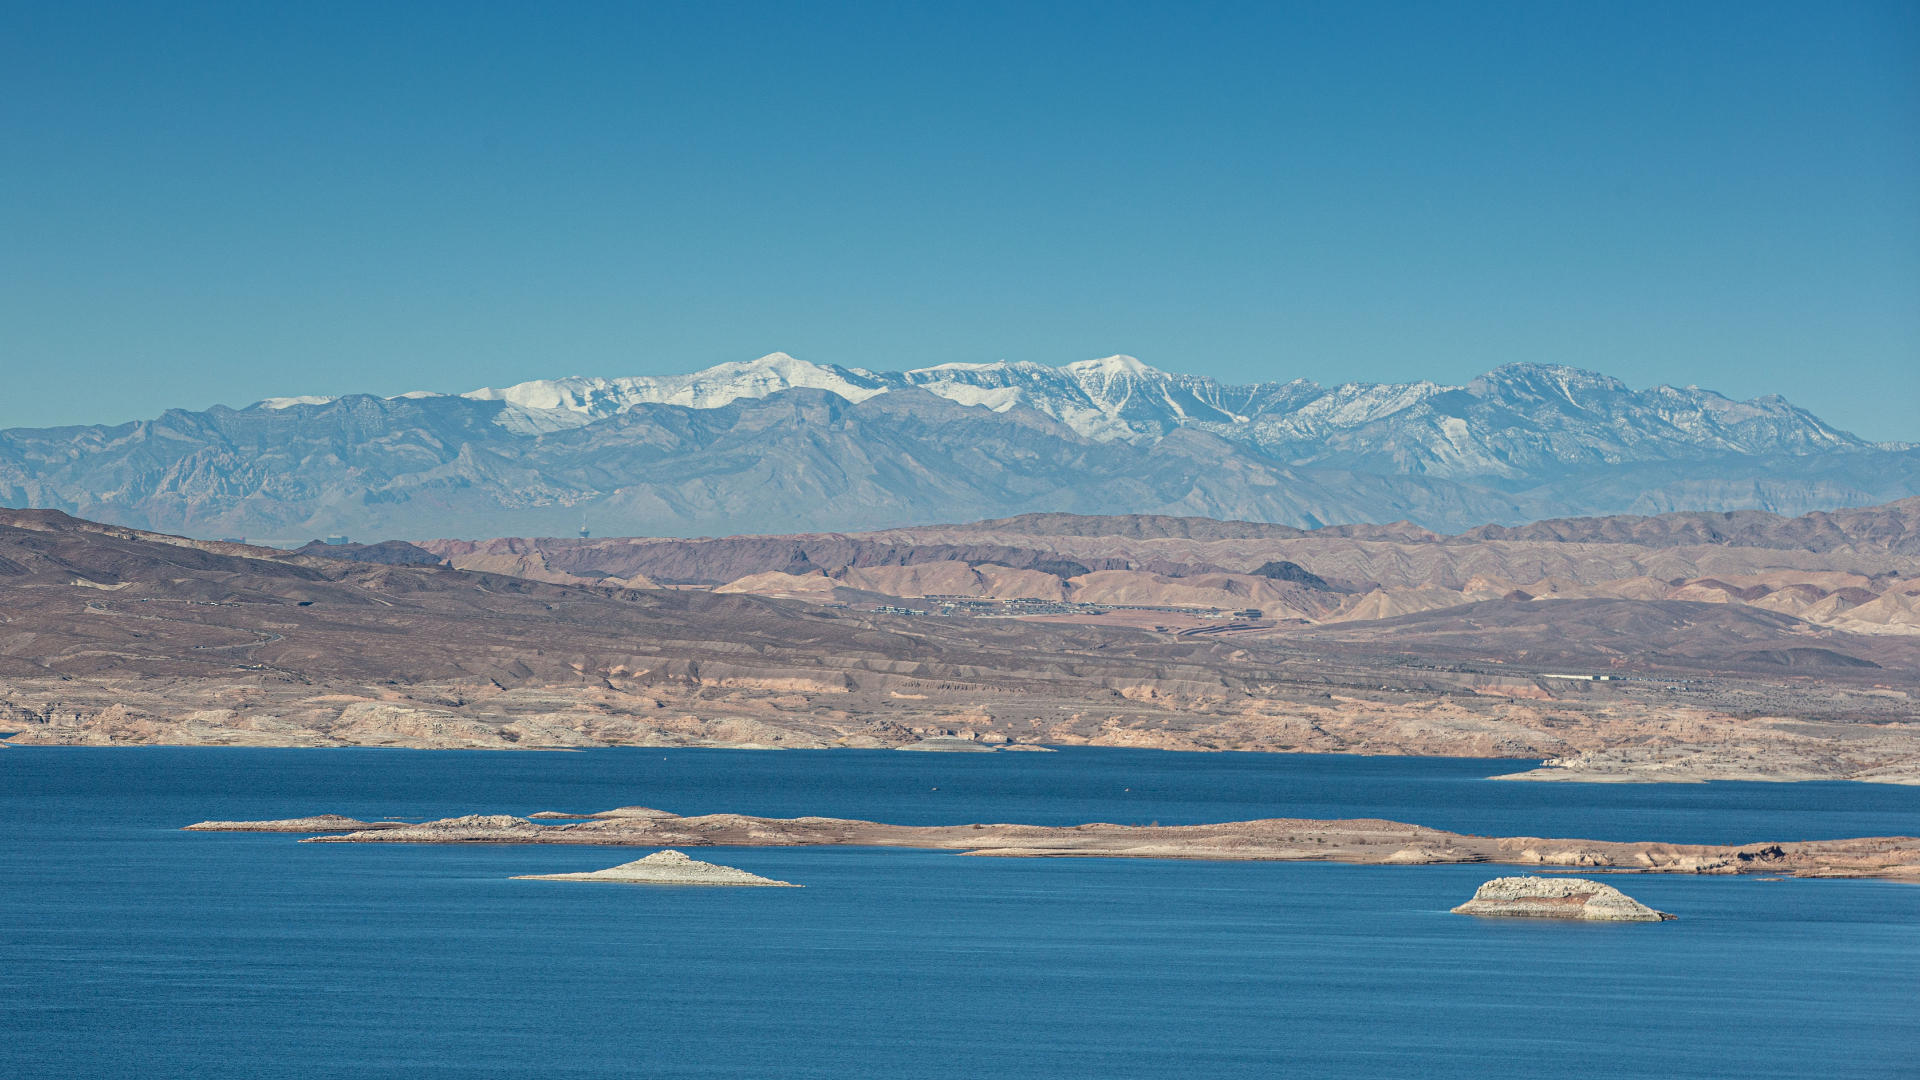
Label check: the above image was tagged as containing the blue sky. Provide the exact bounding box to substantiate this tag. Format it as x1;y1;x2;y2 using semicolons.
2;1;1915;438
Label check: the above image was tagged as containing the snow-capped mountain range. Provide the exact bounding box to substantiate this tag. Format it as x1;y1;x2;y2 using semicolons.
2;352;1912;542
261;351;1891;480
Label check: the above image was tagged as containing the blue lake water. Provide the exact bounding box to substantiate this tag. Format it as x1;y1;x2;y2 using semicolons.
5;746;1917;1078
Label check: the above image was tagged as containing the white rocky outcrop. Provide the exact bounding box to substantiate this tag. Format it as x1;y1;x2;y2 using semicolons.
512;849;800;887
1451;876;1673;921
461;353;890;416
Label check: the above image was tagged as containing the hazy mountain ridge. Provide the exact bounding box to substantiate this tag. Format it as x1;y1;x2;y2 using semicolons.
1;353;1914;540
435;353;1890;475
1207;365;1876;482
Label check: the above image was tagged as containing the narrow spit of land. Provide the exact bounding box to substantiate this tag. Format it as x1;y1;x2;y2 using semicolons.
183;806;1920;880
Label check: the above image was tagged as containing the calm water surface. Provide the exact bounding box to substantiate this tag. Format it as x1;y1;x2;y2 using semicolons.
5;747;1917;1078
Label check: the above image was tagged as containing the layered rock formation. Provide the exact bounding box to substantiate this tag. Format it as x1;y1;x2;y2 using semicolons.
1451;876;1673;921
512;849;799;887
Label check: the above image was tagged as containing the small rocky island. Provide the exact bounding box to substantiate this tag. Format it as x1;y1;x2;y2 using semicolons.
512;849;800;887
1452;876;1674;921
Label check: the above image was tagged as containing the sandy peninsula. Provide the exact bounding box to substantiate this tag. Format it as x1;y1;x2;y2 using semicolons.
183;806;1920;880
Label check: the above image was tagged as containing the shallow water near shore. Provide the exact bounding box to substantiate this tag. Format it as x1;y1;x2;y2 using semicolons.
5;746;1917;1078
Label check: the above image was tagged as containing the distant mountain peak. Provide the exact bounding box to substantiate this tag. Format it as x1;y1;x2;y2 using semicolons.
451;352;890;429
256;394;339;410
1063;354;1162;378
1467;363;1630;400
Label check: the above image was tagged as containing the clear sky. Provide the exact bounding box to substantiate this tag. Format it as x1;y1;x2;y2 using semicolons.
2;1;1915;439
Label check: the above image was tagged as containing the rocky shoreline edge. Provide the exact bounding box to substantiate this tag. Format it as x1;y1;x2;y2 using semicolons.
183;806;1920;880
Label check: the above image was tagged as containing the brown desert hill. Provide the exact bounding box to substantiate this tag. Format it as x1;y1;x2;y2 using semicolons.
415;499;1920;594
950;498;1920;553
1448;497;1920;553
0;508;1238;690
293;540;447;566
0;507;1528;745
5;506;1919;783
0;509;344;595
1276;597;1916;674
428;499;1920;643
422;533;1247;588
943;512;1324;542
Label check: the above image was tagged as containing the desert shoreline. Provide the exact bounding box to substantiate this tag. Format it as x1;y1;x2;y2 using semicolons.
9;676;1917;786
11;729;1920;786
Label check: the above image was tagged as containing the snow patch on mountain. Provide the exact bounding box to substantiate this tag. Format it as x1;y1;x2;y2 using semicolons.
461;352;891;419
